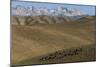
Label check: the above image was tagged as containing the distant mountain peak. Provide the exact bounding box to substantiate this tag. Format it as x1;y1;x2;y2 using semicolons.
12;5;85;16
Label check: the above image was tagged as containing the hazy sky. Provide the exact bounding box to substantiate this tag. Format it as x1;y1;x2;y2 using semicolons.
12;1;96;15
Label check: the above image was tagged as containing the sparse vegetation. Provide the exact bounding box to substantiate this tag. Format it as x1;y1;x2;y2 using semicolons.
11;16;96;66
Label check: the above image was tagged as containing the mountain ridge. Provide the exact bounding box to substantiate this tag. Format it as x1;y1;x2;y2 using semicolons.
12;5;84;16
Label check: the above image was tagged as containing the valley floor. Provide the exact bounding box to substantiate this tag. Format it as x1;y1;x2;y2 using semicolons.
11;23;96;66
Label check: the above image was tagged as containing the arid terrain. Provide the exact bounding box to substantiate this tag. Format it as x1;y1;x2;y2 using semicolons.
11;16;96;66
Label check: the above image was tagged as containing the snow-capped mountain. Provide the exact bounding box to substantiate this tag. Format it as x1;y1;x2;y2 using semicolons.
12;5;84;17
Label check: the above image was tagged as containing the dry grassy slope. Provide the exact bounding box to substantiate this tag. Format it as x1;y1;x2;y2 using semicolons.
11;16;96;66
75;16;96;24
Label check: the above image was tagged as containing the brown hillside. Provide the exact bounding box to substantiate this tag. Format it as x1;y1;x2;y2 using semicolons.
11;19;96;66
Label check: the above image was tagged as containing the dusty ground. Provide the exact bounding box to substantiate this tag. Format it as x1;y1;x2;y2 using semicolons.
11;16;96;66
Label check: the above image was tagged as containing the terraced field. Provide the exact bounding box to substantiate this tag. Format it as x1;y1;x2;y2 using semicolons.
11;16;96;66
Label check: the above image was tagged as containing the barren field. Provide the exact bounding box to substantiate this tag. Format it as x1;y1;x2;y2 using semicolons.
11;16;96;66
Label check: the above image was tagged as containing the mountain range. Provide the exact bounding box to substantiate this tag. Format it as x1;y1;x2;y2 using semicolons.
12;5;84;17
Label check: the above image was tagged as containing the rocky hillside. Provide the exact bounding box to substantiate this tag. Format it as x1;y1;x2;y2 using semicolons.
11;15;96;25
11;15;74;25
